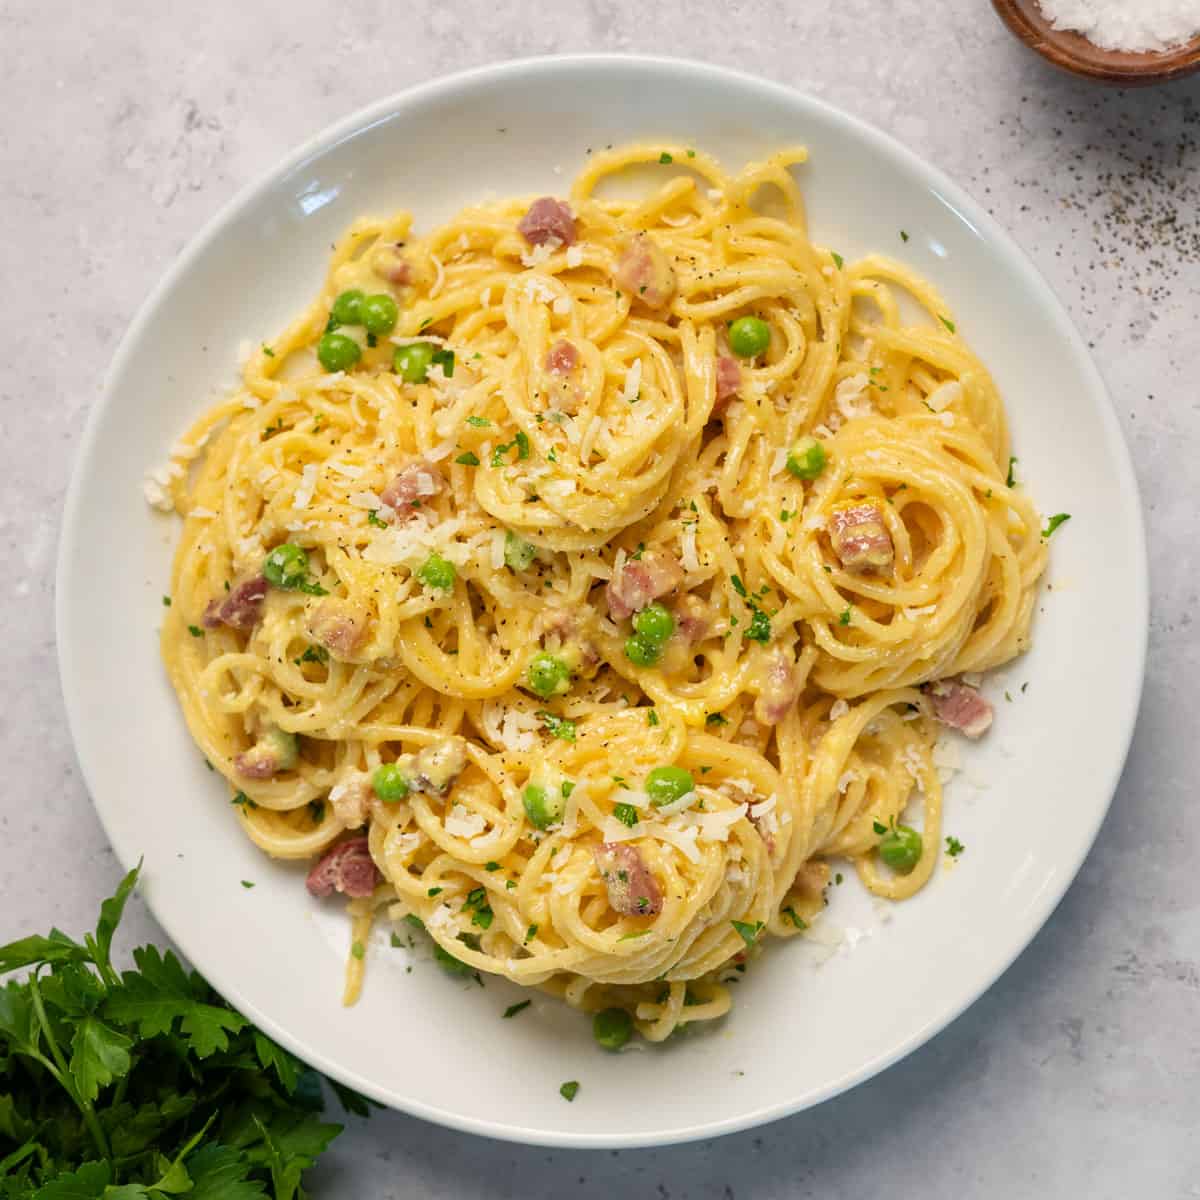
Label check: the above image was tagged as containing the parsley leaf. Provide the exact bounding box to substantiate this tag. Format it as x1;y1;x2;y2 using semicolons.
537;710;577;742
612;803;640;828
503;1000;531;1019
745;609;771;643
559;1080;580;1101
1042;513;1071;539
455;451;481;466
832;251;844;269
466;415;490;427
731;920;764;948
939;315;956;333
1006;456;1018;488
945;836;965;858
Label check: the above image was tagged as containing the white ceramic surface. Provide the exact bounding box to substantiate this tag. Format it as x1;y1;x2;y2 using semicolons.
56;55;1147;1149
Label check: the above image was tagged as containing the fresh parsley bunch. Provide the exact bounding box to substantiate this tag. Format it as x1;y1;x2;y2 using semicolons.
0;863;361;1198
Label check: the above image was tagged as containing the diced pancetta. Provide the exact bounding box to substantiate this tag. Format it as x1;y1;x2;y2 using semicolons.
614;233;676;309
594;842;662;916
754;649;801;725
828;502;894;573
673;594;715;644
305;836;381;898
715;355;741;407
545;339;578;375
379;461;444;520
370;243;411;285
606;549;683;621
202;575;269;632
925;679;994;739
306;598;369;659
517;197;577;247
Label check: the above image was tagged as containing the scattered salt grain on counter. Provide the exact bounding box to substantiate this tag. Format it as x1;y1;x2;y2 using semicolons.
1037;0;1200;52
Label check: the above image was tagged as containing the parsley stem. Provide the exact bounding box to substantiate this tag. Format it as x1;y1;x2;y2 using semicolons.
27;976;112;1163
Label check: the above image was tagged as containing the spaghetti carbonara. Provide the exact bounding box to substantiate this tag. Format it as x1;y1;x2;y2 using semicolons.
156;144;1050;1044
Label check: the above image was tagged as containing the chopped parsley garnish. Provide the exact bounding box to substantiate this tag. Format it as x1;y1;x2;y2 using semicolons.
561;780;575;798
939;315;956;334
241;880;255;889
308;799;324;823
455;451;480;466
1006;456;1018;488
404;913;425;931
231;791;256;808
296;644;329;665
1042;513;1071;539
731;919;764;948
781;906;807;930
613;802;640;828
525;923;538;943
431;348;456;377
780;509;793;522
485;861;501;872
745;609;771;643
187;625;204;637
731;574;748;597
350;940;365;959
838;606;853;627
427;887;444;896
706;712;729;726
832;251;844;269
659;152;673;164
559;1080;580;1102
390;932;404;948
491;431;532;467
946;836;965;858
835;873;844;885
162;595;171;606
873;820;888;835
366;508;388;528
647;709;660;727
538;710;577;742
466;415;491;427
900;230;910;242
262;344;275;357
503;1000;532;1018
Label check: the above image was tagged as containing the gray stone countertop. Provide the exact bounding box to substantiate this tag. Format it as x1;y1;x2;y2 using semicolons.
2;1;1197;1195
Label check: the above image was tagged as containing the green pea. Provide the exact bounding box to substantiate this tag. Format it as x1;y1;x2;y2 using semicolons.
523;783;565;830
373;763;410;802
265;727;298;770
879;824;923;873
593;1007;633;1051
786;436;827;481
504;530;536;572
527;652;570;699
263;543;310;589
393;341;436;383
362;293;399;336
624;634;662;668
317;331;362;373
632;602;674;645
417;552;456;592
645;765;694;807
330;289;365;325
728;315;771;358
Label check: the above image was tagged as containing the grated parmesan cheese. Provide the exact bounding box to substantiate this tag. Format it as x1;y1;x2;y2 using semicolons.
621;359;642;404
925;380;963;413
445;804;486;839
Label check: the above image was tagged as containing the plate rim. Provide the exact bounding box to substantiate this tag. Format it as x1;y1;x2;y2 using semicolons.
55;52;1149;1149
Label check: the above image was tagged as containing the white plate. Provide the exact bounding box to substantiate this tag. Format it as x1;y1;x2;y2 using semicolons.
57;55;1147;1148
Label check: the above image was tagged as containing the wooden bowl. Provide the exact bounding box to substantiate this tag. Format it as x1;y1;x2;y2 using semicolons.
992;0;1200;85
